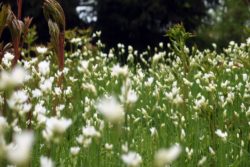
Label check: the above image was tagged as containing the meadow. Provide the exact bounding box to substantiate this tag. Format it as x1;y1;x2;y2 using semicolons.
1;1;250;166
0;25;250;167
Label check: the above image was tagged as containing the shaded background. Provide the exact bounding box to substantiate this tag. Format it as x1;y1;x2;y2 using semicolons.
2;0;250;51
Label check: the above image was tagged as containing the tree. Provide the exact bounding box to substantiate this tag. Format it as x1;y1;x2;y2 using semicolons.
197;0;250;49
94;0;219;50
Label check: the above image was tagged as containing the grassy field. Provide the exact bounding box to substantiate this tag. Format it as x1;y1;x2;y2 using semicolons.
0;30;250;167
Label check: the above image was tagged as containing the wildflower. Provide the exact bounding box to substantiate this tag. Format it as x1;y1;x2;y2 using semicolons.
127;90;138;104
194;95;208;110
180;129;186;141
122;142;129;152
209;147;215;155
40;77;54;93
43;117;72;142
82;125;100;138
70;147;80;156
7;90;31;114
215;129;228;141
2;52;14;67
54;87;62;95
154;144;182;167
145;77;154;86
82;83;97;95
0;66;28;89
105;143;113;150
70;37;82;44
111;65;128;77
36;46;48;54
243;73;248;82
34;103;47;116
64;86;72;96
78;60;89;72
6;131;34;166
165;83;184;105
45;117;72;135
185;147;193;159
32;89;43;98
121;151;142;167
247;37;250;45
40;156;54;167
152;52;165;64
150;127;158;137
38;61;50;76
96;96;125;124
198;156;207;166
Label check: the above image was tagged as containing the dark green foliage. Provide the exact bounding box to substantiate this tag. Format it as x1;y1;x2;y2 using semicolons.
95;0;219;50
197;0;250;50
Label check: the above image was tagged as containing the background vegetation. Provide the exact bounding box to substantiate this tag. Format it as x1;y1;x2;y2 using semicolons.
1;0;249;52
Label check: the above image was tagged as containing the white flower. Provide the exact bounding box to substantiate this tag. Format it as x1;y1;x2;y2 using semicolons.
243;73;248;82
82;83;96;94
145;77;154;86
198;156;207;166
82;125;100;138
152;52;164;64
9;90;28;105
12;66;29;84
2;52;14;67
46;117;72;134
194;95;208;110
36;46;48;54
40;78;53;93
154;144;182;167
54;87;62;95
70;37;82;44
105;143;113;150
246;37;250;45
215;129;228;141
32;89;43;98
38;61;50;76
209;147;215;155
111;65;128;77
122;143;129;152
37;114;47;125
0;66;28;89
64;86;72;96
40;156;54;167
96;96;125;123
7;90;31;114
3;52;14;61
78;60;89;72
34;103;47;115
6;131;34;166
121;151;142;167
150;127;158;137
70;147;80;156
127;90;138;104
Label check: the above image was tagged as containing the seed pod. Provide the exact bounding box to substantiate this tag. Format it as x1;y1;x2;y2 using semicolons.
43;0;65;31
7;13;24;39
48;19;60;54
0;4;10;37
7;13;24;66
